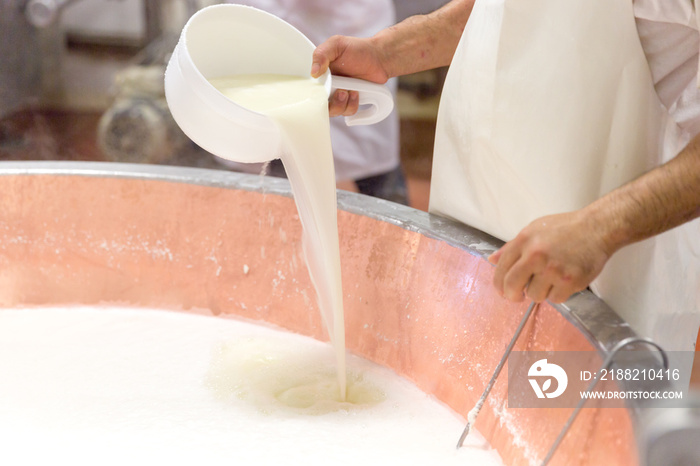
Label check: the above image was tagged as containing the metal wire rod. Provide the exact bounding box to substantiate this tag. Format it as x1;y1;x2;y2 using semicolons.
456;301;539;448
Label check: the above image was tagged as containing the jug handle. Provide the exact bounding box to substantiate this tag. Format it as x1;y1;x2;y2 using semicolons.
330;76;394;127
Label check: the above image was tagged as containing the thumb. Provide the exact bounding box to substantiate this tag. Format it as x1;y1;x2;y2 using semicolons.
311;51;328;78
488;249;502;265
311;36;344;78
311;46;333;78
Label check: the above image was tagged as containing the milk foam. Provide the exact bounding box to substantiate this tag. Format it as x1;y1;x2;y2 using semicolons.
0;307;504;465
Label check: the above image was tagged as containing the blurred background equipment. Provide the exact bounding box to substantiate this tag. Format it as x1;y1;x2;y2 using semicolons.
96;1;198;163
1;0;46;120
97;66;188;164
639;395;700;466
0;0;450;210
25;0;83;28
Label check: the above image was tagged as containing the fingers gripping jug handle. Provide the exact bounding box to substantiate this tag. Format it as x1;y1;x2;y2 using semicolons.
330;76;394;126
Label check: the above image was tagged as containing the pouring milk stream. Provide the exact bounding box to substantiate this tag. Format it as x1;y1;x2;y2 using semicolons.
165;5;394;400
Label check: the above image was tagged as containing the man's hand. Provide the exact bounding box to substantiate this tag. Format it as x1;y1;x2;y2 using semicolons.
311;0;474;117
311;35;389;117
488;211;612;303
489;130;700;304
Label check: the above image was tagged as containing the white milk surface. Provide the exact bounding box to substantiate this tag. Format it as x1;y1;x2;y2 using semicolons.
0;307;504;465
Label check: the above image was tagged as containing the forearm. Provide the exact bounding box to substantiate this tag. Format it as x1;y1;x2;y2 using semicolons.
586;135;700;255
489;142;699;303
372;0;474;78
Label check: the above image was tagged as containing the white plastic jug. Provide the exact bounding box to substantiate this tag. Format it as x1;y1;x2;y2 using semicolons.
164;4;394;164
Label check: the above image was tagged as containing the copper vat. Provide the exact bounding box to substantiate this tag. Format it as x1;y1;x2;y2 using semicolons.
0;161;655;465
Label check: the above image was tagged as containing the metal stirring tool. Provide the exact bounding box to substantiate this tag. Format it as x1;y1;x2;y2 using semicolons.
456;300;538;448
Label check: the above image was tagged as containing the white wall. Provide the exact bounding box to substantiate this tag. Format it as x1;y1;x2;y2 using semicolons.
61;0;146;44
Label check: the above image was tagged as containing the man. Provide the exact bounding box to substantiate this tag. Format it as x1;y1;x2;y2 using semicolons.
311;0;700;356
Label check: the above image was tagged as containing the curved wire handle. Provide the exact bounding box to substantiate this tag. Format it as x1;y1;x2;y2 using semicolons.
540;336;668;465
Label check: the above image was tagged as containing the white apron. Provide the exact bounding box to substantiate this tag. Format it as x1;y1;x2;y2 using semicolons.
430;0;700;362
